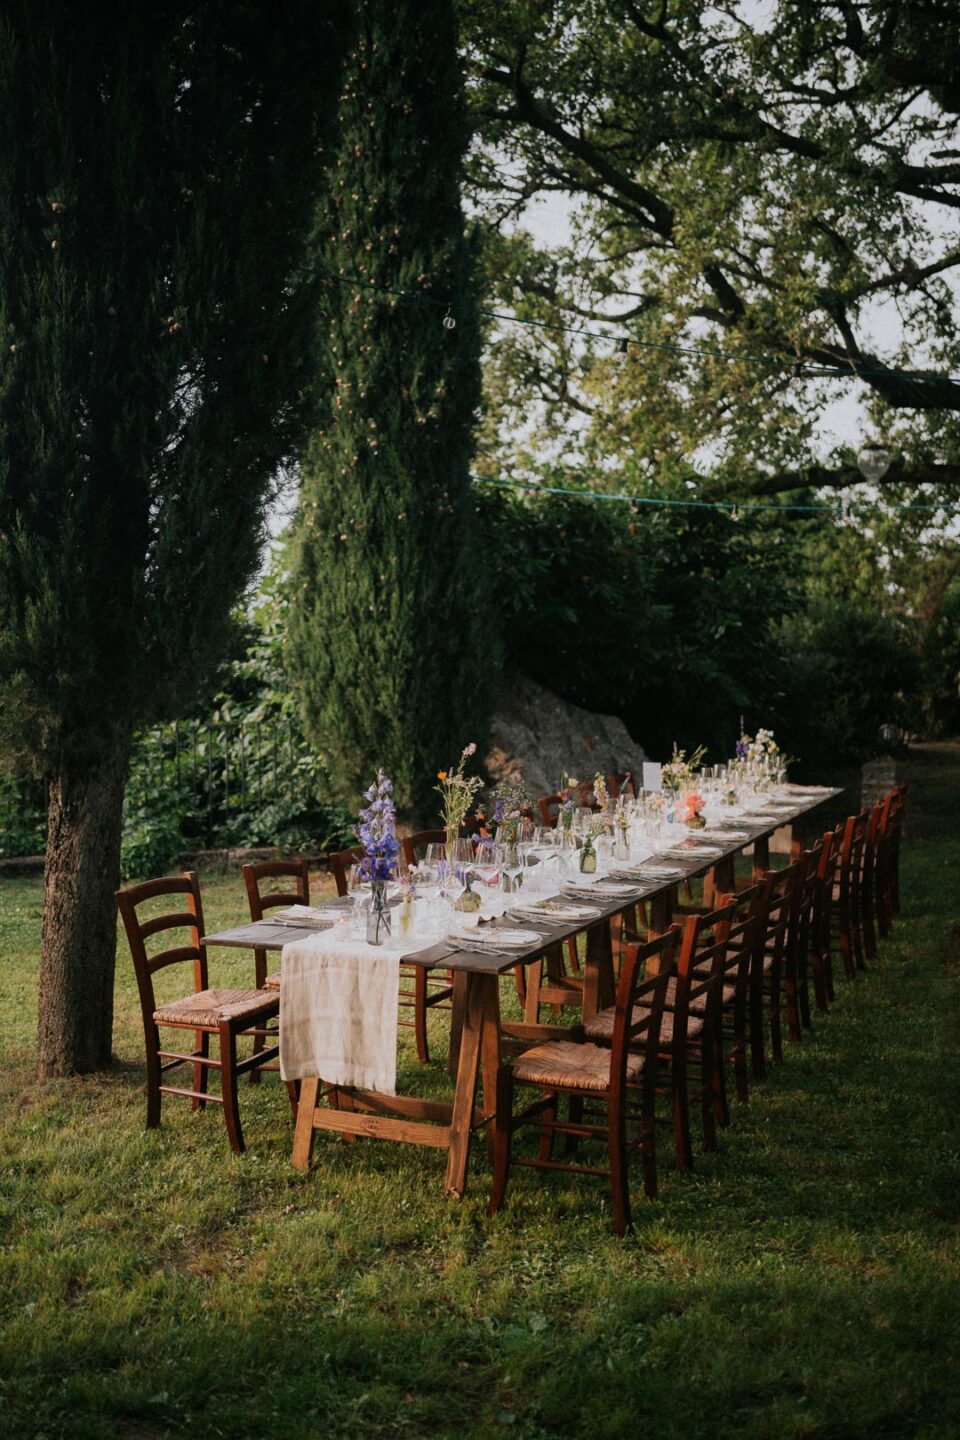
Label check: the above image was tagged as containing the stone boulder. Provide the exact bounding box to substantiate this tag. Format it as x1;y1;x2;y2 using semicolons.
485;670;646;801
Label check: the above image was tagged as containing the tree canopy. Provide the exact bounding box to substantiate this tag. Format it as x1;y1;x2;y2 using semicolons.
0;0;349;1073
462;0;960;501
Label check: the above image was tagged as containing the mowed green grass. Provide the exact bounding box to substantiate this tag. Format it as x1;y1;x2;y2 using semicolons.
1;749;958;1440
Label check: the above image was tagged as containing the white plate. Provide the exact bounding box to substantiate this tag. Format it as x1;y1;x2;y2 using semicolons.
447;928;543;949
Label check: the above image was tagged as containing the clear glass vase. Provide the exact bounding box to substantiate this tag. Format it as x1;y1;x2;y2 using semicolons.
366;879;391;946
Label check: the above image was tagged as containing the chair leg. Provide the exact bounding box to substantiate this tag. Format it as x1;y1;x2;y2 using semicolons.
670;1050;694;1173
145;1024;162;1130
193;1028;209;1110
608;1091;631;1236
640;1073;658;1200
487;1069;513;1217
564;1094;584;1156
713;1033;730;1128
414;969;431;1065
749;973;767;1081
285;1080;300;1119
537;1092;557;1162
218;1019;245;1155
768;974;784;1065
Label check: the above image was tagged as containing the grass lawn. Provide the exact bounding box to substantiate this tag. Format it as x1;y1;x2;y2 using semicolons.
1;745;958;1439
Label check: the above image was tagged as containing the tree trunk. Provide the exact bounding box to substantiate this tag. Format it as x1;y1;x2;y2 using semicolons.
37;733;132;1076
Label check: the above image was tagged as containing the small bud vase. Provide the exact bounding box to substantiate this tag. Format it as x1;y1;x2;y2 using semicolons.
579;836;597;874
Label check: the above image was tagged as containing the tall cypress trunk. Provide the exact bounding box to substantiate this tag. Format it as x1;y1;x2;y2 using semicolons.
37;732;131;1076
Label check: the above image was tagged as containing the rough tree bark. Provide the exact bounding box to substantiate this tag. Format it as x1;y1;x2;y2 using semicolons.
37;732;131;1076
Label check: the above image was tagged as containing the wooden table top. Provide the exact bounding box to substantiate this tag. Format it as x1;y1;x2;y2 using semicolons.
201;786;843;975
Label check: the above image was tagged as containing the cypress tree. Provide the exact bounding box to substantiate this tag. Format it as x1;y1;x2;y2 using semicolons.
288;0;490;823
0;1;350;1075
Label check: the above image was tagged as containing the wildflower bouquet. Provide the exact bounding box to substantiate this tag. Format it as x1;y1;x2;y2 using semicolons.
661;744;707;793
556;772;579;831
486;772;532;845
436;742;484;852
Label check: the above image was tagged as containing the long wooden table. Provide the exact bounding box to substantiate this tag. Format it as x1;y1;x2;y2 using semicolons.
201;785;842;1198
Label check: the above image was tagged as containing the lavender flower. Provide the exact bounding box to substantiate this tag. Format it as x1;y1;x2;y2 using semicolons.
735;738;749;761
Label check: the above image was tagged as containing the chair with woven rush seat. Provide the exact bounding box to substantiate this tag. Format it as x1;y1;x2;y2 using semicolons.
242;855;310;993
832;810;869;980
748;860;798;1078
116;871;280;1154
584;903;734;1172
488;928;679;1236
242;858;310;1105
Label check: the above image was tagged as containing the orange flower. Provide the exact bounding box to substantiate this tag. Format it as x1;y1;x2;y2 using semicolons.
437;770;447;781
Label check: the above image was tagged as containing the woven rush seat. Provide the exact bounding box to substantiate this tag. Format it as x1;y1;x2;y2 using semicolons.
153;987;277;1029
512;1039;646;1091
583;1004;705;1045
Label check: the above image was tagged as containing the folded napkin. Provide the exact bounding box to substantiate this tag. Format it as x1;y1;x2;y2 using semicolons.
510;902;602;923
563;880;643;897
447;927;544;949
272;903;346;927
698;829;750;843
664;840;725;852
279;930;400;1093
629;864;685;878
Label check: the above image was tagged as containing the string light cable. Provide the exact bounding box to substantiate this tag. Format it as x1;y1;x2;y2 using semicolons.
318;267;960;389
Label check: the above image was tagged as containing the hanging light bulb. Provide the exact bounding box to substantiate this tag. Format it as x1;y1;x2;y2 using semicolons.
856;442;891;482
442;305;456;331
614;337;629;365
787;361;803;388
730;503;741;522
840;491;852;524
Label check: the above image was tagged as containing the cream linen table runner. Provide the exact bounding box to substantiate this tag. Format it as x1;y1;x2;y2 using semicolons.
279;930;401;1094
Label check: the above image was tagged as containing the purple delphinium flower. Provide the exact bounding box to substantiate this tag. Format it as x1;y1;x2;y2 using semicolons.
735;738;749;761
356;769;400;883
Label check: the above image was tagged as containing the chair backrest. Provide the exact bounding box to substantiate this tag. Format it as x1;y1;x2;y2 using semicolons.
327;845;364;898
674;901;736;1047
757;857;802;976
607;772;636;800
837;809;868;907
242;858;310;921
609;928;680;1096
794;838;824;963
116;871;207;1025
538;794;561;827
401;828;448;870
715;879;765;1005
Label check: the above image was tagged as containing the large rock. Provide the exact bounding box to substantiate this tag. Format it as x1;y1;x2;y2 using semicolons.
485;670;646;800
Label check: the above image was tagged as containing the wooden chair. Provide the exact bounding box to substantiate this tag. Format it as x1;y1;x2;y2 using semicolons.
785;839;824;1039
712;880;766;1109
242;858;310;1089
584;903;734;1173
876;784;907;934
242;857;309;993
832;811;869;980
116;871;281;1154
814;829;839;1007
860;803;883;963
329;842;453;1065
488;929;679;1236
327;844;364;897
748;862;797;1079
